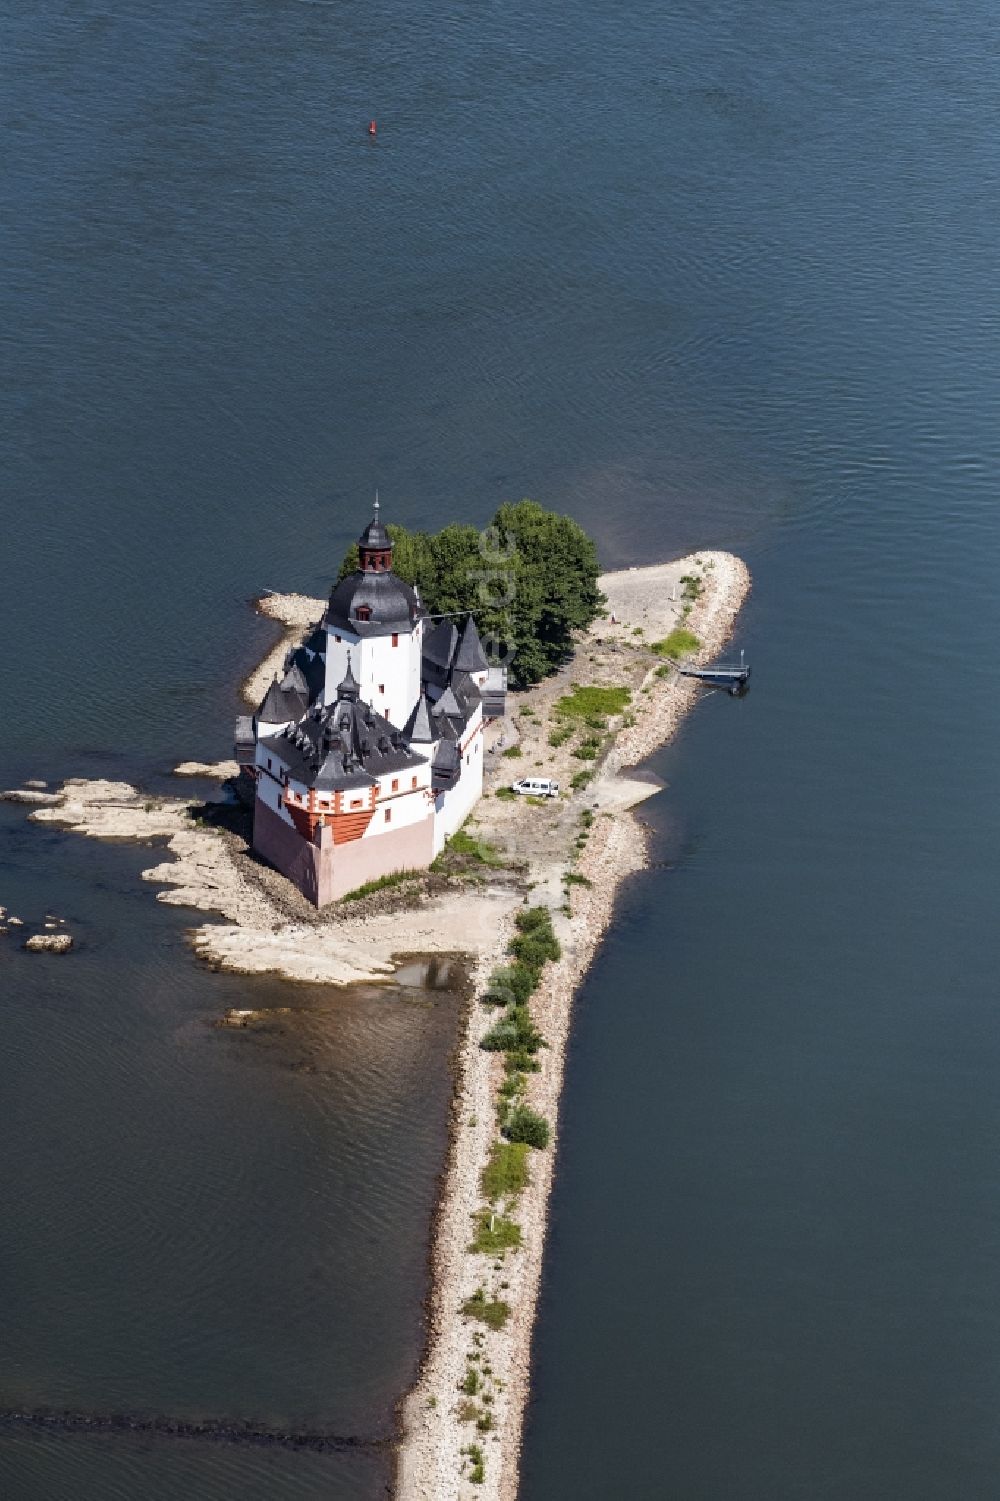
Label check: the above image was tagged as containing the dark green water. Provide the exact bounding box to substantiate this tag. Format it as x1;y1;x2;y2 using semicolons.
4;0;1000;1495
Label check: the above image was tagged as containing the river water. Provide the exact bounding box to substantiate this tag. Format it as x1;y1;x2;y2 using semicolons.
4;0;999;1496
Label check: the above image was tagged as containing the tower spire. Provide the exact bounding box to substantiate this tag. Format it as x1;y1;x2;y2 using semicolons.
358;495;392;572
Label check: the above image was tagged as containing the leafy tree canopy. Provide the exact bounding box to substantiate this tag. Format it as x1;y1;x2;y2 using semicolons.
337;500;604;686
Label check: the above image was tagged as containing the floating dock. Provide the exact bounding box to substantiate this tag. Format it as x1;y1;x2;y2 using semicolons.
677;649;750;696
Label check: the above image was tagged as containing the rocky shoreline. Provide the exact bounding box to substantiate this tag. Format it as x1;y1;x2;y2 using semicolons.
396;551;751;1501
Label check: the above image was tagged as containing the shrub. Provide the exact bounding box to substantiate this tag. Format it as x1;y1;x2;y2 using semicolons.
680;572;703;601
477;1411;494;1432
548;724;573;748
458;1399;479;1423
481;1139;530;1200
503;1048;541;1073
465;1442;485;1484
480;1005;545;1055
564;871;592;888
502;1105;551;1149
501;744;522;759
572;737;601;761
469;1210;522;1254
462;1287;511;1330
483;963;536;1007
570;770;593;790
494;785;515;800
514;905;554;936
652;627;700;661
509;932;560;972
460;1367;482;1396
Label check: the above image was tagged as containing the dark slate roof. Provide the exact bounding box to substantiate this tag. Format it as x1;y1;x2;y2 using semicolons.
303;625;326;656
403;692;436;744
454;615;490;674
258;669;310;725
422;618;458;670
326;569;421;637
234;715;255;746
287;645;325;704
432;739;461;775
359;500;390;551
262;687;426;792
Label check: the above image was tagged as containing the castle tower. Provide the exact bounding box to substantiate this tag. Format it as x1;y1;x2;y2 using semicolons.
323;500;423;730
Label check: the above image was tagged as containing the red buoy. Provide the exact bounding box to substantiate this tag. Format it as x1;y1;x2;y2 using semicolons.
367;119;377;136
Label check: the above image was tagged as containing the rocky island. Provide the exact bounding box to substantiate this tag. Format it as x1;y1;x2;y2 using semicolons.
4;505;749;1500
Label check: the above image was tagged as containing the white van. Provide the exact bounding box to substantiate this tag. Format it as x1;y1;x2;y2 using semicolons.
510;777;560;799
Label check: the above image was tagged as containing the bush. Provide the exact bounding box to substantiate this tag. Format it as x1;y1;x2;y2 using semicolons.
548;724;573;748
502;1105;551;1149
570;770;593;790
481;1140;530;1201
572;737;601;761
483;963;536;1007
501;745;522;759
652;627;700;661
462;1287;511;1330
494;785;515;800
509;930;560;971
480;1005;545;1055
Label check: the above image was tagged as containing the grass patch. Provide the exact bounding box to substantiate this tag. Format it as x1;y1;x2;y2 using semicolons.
481;1140;530;1201
460;1367;482;1397
548;724;573;748
554;684;631;722
458;1399;479;1423
501;744;522;759
470;1210;522;1255
502;1104;551;1149
564;871;593;888
436;829;504;867
341;869;423;902
494;785;515;800
652;626;700;661
680;572;703;601
462;1287;511;1330
570;769;593;790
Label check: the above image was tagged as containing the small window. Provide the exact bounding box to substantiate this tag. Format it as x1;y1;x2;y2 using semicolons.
378;683;385;694
411;775;417;790
392;633;399;647
351;798;362;809
384;808;391;824
355;605;371;622
335;633;341;643
267;758;272;771
391;778;399;792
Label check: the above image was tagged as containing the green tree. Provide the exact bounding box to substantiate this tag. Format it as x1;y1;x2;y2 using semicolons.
336;501;604;687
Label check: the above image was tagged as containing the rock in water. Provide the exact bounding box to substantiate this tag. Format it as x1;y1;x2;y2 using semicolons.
24;933;73;954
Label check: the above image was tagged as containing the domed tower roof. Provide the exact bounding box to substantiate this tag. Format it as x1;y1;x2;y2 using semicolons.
326;499;422;637
358;495;390;554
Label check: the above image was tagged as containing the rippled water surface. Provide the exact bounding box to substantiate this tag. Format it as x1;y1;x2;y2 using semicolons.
4;0;1000;1495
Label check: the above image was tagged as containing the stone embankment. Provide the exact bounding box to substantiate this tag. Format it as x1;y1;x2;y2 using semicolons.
396;551;751;1501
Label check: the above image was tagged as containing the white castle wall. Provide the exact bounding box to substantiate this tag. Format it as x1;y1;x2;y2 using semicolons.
432;712;485;854
324;618;422;732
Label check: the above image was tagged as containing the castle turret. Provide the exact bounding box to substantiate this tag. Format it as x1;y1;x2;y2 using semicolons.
323;500;424;729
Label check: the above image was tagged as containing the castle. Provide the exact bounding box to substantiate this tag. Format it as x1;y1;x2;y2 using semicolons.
235;503;505;906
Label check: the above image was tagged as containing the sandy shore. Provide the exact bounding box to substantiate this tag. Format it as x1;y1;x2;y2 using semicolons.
6;549;750;1498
